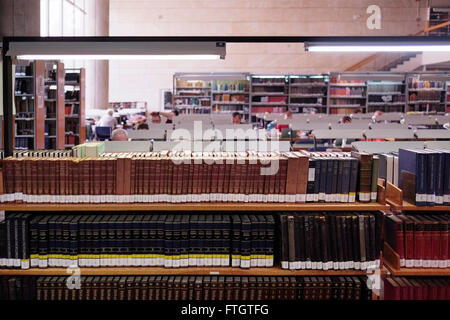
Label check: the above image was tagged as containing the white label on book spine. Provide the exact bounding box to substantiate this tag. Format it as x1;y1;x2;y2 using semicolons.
444;195;450;204
279;194;285;202
435;196;443;205
313;194;319;202
311;261;317;269
306;261;312;269
349;194;356;203
317;262;323;270
371;192;377;201
240;260;250;269
306;194;314;202
273;194;279;202
21;260;30;270
338;262;344;269
416;194;427;202
289;262;295;270
296;194;306;202
361;262;367;270
427;194;435;203
354;262;360;270
333;262;338;270
319;193;325;201
439;260;447;268
308;168;315;181
266;259;273;268
281;261;288;269
431;260;439;268
267;194;274;202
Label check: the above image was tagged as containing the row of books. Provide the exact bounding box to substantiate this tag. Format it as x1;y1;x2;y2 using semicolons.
409;92;442;102
385;213;449;268
408;79;444;89
0;276;372;301
329;88;364;96
0;150;72;160
279;212;382;271
0;213;275;269
398;148;450;206
0;151;378;204
384;277;450;300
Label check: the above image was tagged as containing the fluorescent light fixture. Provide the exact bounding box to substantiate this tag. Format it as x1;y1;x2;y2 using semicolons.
252;75;286;79
8;40;226;60
16;54;221;60
306;44;450;52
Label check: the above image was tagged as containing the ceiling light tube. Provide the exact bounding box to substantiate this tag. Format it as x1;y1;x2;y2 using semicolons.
306;44;450;52
16;54;222;60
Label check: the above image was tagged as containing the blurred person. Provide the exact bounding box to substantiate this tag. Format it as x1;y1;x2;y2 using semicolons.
160;109;179;124
339;115;352;124
97;109;118;129
111;128;128;141
151;112;162;124
232;112;242;124
284;110;293;120
136;122;149;130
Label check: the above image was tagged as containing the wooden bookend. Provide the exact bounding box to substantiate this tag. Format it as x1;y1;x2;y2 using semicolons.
400;171;416;205
385;182;402;211
377;183;386;205
377;178;385;188
383;242;400;270
0;169;4;194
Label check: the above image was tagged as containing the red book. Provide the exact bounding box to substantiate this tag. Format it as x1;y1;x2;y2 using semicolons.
386;215;405;266
408;279;423;300
412;217;425;267
430;219;441;267
399;215;415;267
394;278;410;300
429;280;438;300
421;217;433;267
384;278;401;300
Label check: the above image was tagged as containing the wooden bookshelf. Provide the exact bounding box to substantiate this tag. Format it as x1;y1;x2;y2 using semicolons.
0;267;384;276
64;68;86;149
383;242;450;276
384;181;450;212
0;202;390;212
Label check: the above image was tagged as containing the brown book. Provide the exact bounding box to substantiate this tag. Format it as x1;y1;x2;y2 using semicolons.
217;276;225;300
24;158;32;196
123;155;132;196
104;276;113;301
118;276;126;300
217;154;225;195
112;276;120;301
293;152;309;202
160;276;168;300
194;276;203;300
239;155;247;196
255;277;263;300
241;276;249;300
223;154;232;196
59;158;66;198
203;276;211;300
351;151;373;202
263;276;270;300
225;276;233;300
232;276;241;300
288;277;296;300
173;276;181;300
115;156;125;195
148;276;156;300
180;276;188;300
210;276;217;301
154;276;162;300
249;277;256;300
268;156;276;197
188;276;195;300
92;277;100;301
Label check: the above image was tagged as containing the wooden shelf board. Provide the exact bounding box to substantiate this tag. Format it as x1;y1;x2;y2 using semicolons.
0;202;389;212
400;200;450;211
384;260;450;276
0;267;380;276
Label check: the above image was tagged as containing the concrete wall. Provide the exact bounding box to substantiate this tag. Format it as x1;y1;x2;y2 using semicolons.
109;0;429;111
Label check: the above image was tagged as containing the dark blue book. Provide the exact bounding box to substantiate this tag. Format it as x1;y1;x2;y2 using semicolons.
313;157;321;202
180;215;190;267
173;215;181;267
398;149;427;206
188;214;198;266
349;158;359;203
231;215;241;267
197;215;206;266
164;215;174;267
240;215;251;269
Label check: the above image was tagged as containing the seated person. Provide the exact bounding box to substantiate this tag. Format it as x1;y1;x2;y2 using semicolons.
159;109;179;124
232;112;242;124
97;109;117;130
136;122;149;130
284;110;293;120
372;110;384;123
111;128;129;141
150;112;162;124
335;115;354;147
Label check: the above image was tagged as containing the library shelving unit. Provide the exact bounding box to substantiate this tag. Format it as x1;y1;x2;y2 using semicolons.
288;74;329;114
64;68;86;149
382;182;450;278
211;73;250;121
173;73;212;115
14;60;45;150
445;81;450;113
365;74;407;114
0;200;388;295
428;7;450;36
250;75;288;122
328;73;367;114
406;72;447;114
43;61;65;150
